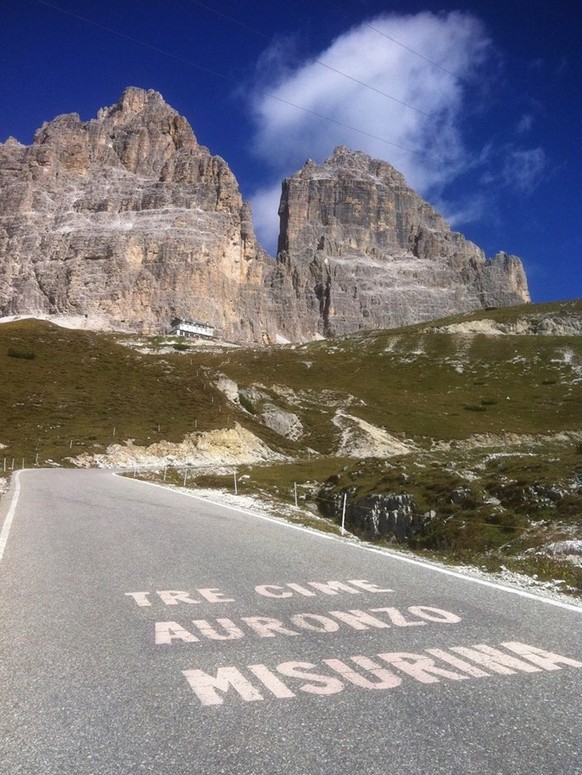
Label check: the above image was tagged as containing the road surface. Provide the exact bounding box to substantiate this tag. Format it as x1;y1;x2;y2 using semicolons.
1;469;581;774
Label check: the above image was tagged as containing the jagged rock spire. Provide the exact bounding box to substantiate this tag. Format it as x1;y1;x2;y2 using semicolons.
0;89;529;342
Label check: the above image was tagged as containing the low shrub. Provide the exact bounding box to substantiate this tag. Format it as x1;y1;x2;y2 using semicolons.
239;392;258;415
7;348;35;360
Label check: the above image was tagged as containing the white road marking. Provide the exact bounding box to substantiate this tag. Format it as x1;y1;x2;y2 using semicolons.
180;641;582;706
0;471;21;564
127;475;582;613
151;604;463;645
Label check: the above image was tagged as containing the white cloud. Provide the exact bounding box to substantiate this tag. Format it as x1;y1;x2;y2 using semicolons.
248;11;492;249
478;142;547;196
437;193;494;228
501;147;546;193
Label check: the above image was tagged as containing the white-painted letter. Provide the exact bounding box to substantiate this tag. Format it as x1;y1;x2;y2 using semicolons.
197;588;235;603
308;581;361;596
348;580;393;593
182;667;263;705
378;652;468;683
328;609;390;631
324;657;401;689
241;616;299;638
426;649;489;678
155;621;199;645
125;592;152;607
502;642;582;671
371;607;426;627
290;614;340;633
191;619;244;641
156;590;200;606
286;583;316;597
450;645;542;675
276;662;344;695
248;665;296;698
255;585;293;598
408;606;461;623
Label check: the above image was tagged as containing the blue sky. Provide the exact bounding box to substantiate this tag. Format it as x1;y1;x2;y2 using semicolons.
1;0;580;303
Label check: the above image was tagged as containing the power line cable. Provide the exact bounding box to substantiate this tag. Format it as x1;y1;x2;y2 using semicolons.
185;0;430;116
364;22;459;80
34;0;427;157
317;0;461;81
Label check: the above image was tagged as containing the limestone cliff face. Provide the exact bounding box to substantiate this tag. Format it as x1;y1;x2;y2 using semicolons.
0;90;530;342
0;87;274;340
271;147;530;339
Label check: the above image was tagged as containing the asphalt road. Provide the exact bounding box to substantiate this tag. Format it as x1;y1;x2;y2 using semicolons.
0;468;581;775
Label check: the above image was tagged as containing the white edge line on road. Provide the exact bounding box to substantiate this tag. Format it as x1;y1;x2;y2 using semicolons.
0;470;21;563
125;475;582;614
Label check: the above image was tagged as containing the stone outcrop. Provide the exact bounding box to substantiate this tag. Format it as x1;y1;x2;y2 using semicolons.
317;487;435;541
0;89;530;342
271;147;530;339
332;410;414;458
215;377;304;440
431;314;582;336
0;87;276;341
74;422;287;469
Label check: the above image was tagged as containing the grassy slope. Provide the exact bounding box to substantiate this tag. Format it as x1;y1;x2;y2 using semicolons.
202;300;582;446
0;320;290;466
1;302;580;591
2;301;580;460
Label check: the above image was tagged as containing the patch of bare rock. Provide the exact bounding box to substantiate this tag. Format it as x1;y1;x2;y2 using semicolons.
432;315;582;336
432;430;582;453
332;411;414;458
73;423;287;469
215;376;304;441
535;540;582;567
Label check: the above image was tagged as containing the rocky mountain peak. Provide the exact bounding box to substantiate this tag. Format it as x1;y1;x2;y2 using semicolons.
99;86;198;157
117;86;166;115
26;87;199;179
273;146;529;339
3;136;25;148
0;88;530;343
277;145;448;258
0;88;274;339
320;145;408;186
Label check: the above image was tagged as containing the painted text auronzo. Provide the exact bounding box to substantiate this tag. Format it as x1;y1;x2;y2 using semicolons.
124;578;582;707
